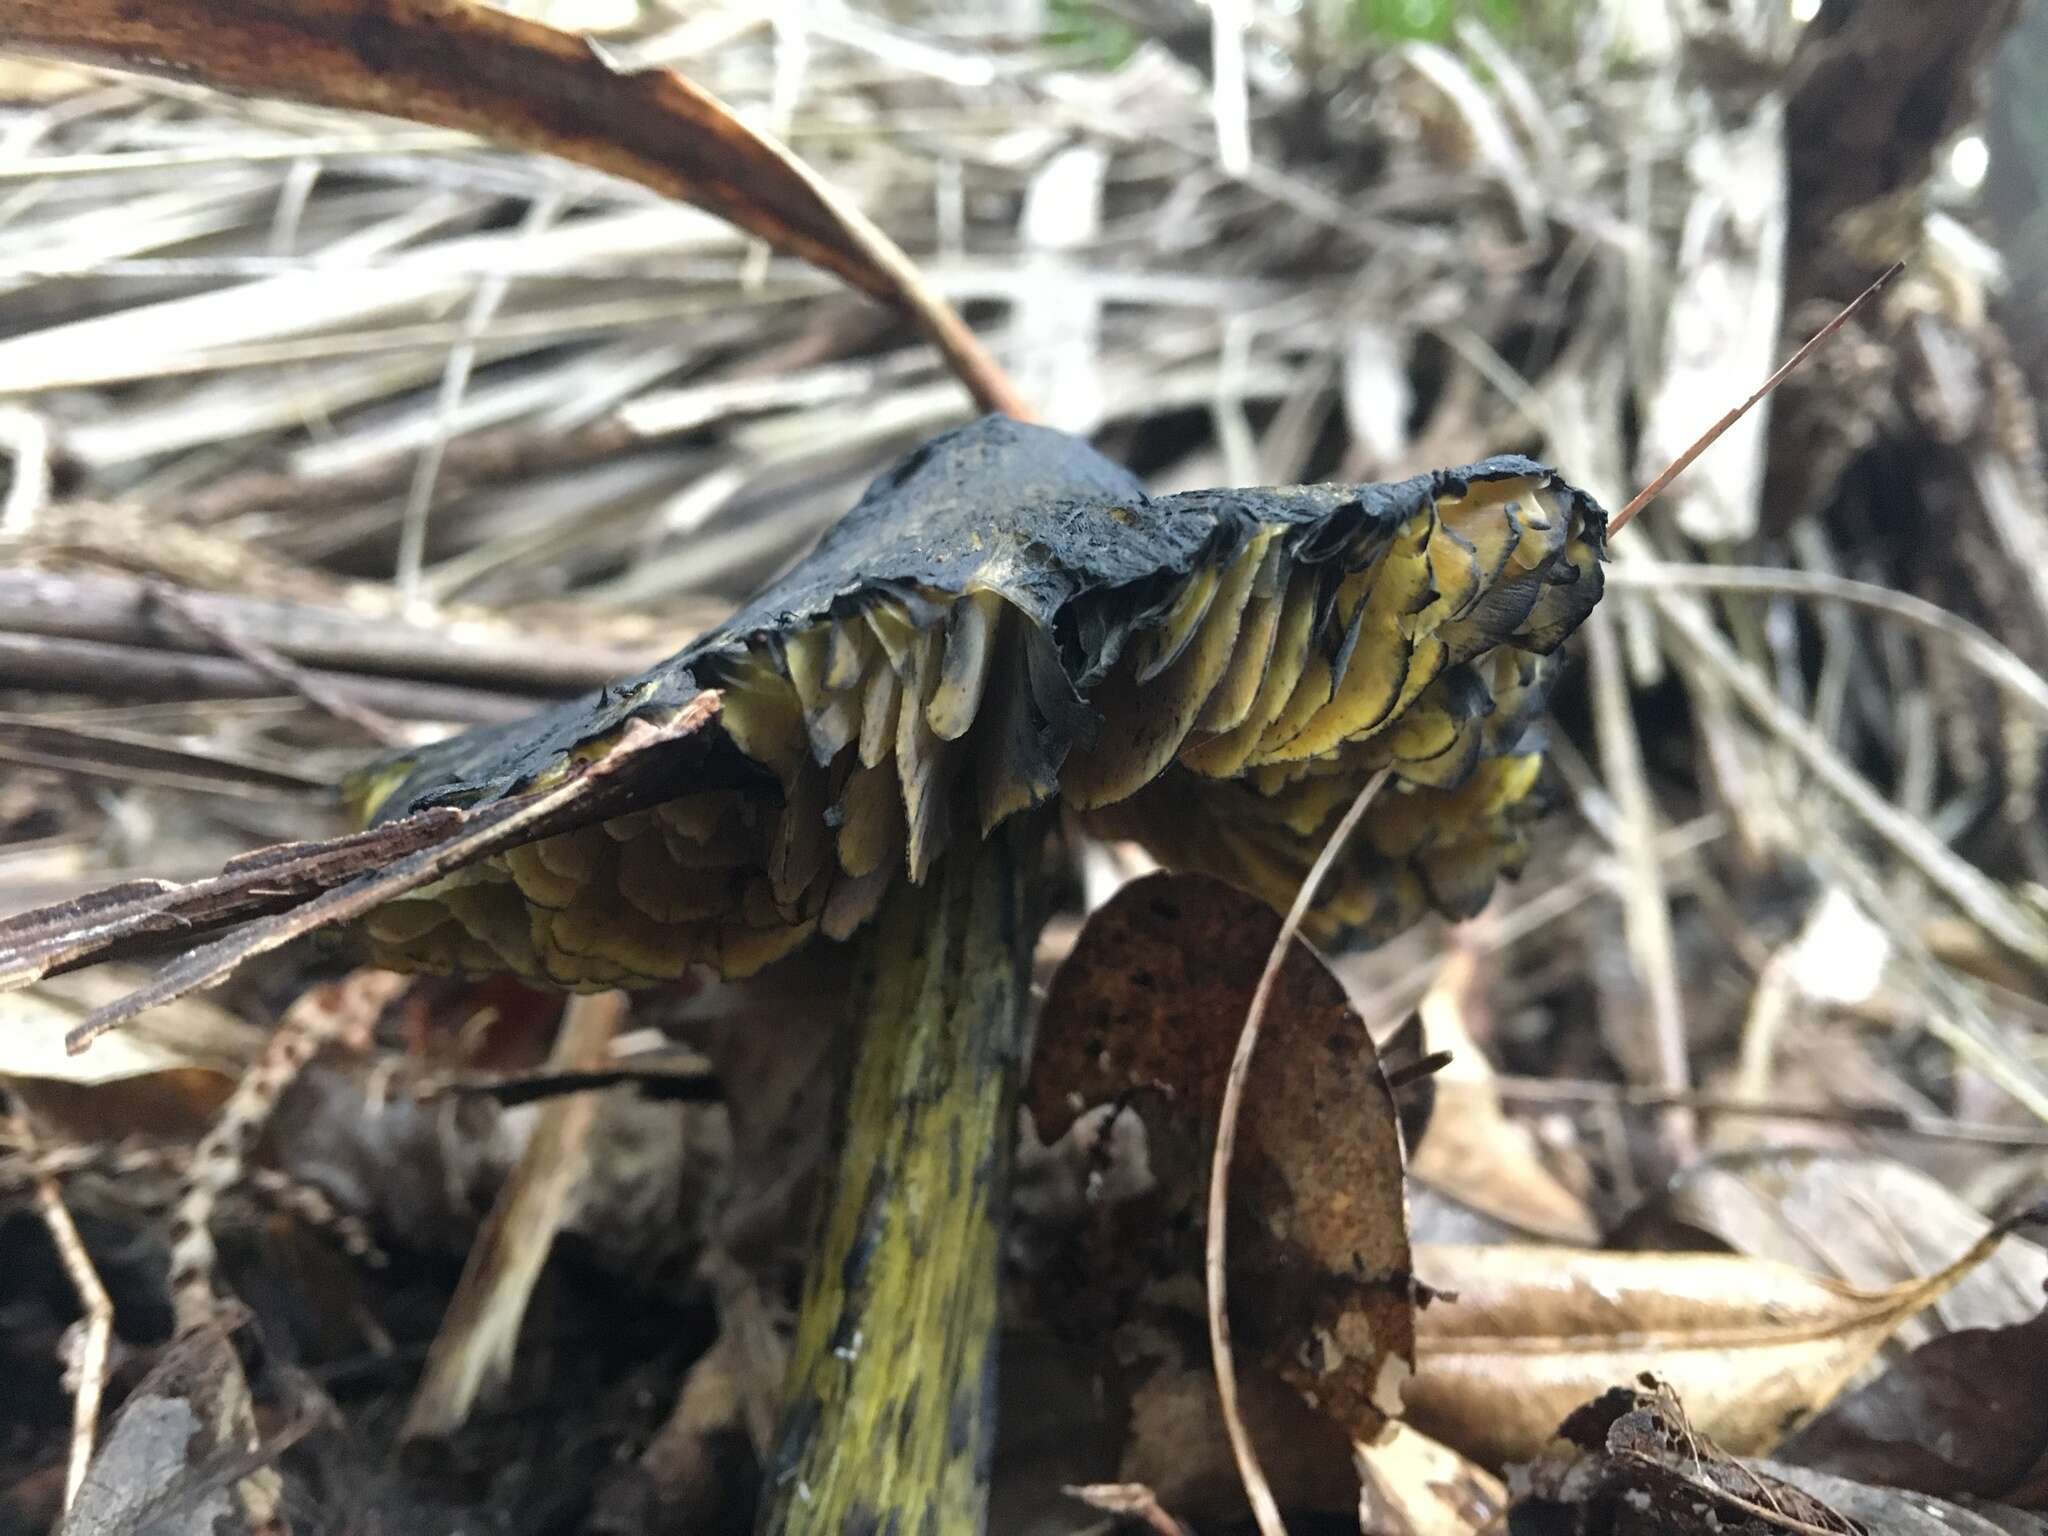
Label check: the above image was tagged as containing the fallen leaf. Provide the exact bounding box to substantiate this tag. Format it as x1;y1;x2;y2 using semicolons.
1778;1300;2048;1508
6;0;1020;415
0;973;263;1139
1513;1378;1859;1536
1406;1218;2032;1469
1403;943;1598;1245
1620;1147;2048;1338
59;1324;289;1536
1354;1421;1506;1536
1026;872;1415;1445
1762;1461;2042;1536
0;973;261;1087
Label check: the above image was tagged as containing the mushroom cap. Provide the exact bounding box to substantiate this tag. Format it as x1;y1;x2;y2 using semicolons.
349;417;1606;986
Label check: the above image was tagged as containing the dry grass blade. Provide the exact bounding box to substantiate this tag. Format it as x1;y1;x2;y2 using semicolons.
1586;607;1693;1160
1206;766;1393;1536
1647;589;2048;980
1610;262;1905;536
0;812;469;987
1602;563;2048;726
54;692;721;1052
7;0;1029;418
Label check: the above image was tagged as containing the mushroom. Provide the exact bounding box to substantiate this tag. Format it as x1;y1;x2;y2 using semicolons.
0;415;1606;1534
344;415;1606;1531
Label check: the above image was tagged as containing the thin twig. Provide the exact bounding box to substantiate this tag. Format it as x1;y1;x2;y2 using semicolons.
0;631;546;724
0;569;658;696
1206;766;1392;1536
145;580;407;746
1609;261;1903;536
1643;579;2048;973
14;1114;113;1512
1604;563;2048;725
1586;606;1694;1161
396;190;565;610
1491;1076;2048;1147
1067;1482;1196;1536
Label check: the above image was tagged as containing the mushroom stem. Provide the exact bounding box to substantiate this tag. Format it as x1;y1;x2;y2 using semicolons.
757;814;1041;1534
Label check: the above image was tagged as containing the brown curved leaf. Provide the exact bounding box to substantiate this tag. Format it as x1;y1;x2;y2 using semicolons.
6;0;1025;417
1406;943;1598;1245
1025;870;1415;1444
1620;1147;2048;1341
1406;1216;2033;1470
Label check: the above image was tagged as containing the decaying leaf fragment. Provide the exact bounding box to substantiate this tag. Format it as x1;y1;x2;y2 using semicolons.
1354;1422;1507;1536
1779;1299;2048;1508
1024;871;1415;1444
344;418;1605;992
1405;1215;2036;1469
1513;1379;1859;1536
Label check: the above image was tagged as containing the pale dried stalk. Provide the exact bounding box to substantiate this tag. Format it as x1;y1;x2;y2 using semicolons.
397;190;565;609
1645;583;2048;974
402;988;627;1439
1206;767;1392;1536
1605;563;2048;725
14;1113;112;1512
1586;605;1694;1161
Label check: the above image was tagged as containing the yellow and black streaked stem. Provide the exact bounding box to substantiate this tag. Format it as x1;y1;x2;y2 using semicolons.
756;811;1039;1535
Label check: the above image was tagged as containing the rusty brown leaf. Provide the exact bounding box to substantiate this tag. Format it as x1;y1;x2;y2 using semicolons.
1405;1219;2033;1470
6;0;1025;417
1025;871;1416;1445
